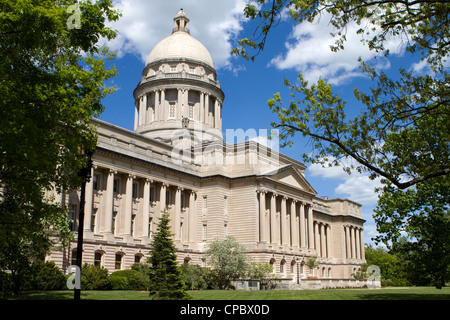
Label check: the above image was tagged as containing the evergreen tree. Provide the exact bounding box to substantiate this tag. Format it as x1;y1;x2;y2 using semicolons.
148;210;191;300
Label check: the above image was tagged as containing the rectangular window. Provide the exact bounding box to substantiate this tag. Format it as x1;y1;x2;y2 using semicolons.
224;196;228;210
188;103;194;119
94;252;102;266
93;174;100;191
203;196;207;209
169;102;176;118
132;182;138;199
202;225;207;240
115;254;122;270
113;179;119;193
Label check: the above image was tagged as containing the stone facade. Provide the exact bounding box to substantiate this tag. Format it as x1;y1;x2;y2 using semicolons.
46;10;365;285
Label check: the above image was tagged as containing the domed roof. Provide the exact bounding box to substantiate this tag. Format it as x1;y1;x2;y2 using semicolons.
146;10;214;69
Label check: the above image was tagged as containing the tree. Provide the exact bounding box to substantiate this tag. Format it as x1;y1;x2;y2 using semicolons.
247;262;276;289
375;176;450;289
148;210;191;300
234;1;449;287
206;236;248;289
0;0;120;293
234;0;449;190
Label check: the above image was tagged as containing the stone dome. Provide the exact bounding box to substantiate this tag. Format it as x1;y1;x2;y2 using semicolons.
145;10;214;69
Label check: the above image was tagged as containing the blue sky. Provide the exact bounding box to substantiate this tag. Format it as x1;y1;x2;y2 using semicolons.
97;0;425;246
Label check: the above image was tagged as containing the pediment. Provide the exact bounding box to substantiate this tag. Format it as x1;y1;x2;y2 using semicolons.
261;165;316;195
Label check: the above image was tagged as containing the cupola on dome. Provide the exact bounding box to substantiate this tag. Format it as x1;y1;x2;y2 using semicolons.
145;9;214;69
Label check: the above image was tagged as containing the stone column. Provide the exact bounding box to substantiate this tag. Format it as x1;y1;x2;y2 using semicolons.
103;169;115;235
270;193;277;245
83;166;94;232
155;90;160;121
314;222;320;254
360;228;365;260
134;101;139;130
161;90;166;120
351;226;356;259
141;178;151;239
205;94;210;126
177;88;183;120
299;202;306;249
290;200;297;248
200;92;204;122
258;190;267;243
140;94;147;126
188;191;196;243
174;187;182;241
123;174;134;238
320;223;326;258
356;227;361;260
326;225;332;259
307;205;314;250
281;196;288;246
159;183;167;214
214;99;220;129
345;225;350;259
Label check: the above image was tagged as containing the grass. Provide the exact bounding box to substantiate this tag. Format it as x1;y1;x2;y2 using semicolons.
5;286;450;300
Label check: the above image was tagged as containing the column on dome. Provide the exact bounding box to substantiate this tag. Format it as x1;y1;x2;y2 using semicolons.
155;90;160;121
139;94;147;126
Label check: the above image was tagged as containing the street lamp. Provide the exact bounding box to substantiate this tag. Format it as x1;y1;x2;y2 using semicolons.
74;146;93;301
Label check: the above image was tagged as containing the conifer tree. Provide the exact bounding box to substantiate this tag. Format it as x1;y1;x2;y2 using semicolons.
148;210;191;300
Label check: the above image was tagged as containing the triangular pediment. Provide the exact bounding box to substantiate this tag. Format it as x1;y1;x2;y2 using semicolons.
261;165;317;195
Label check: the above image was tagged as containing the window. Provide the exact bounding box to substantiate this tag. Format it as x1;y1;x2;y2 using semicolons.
131;214;136;237
113;179;119;193
188;103;194;119
93;174;100;191
203;196;207;209
68;205;76;231
112;211;118;235
134;254;142;264
169;102;176;118
71;249;77;266
202;225;207;240
132;182;138;199
224;196;228;211
224;224;228;238
94;252;103;266
115;253;123;270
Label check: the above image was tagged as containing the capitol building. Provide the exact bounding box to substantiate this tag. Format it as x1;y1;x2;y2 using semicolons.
47;10;366;287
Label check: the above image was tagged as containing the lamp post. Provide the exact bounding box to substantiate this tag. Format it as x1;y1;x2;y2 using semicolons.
74;148;93;301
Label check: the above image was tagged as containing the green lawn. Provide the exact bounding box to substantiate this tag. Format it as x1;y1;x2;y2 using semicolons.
7;287;450;300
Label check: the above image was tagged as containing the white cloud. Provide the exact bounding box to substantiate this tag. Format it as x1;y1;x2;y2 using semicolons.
270;12;405;85
101;0;250;69
308;159;382;205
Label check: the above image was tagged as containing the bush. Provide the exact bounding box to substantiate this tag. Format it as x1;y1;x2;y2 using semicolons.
109;269;148;290
29;260;66;290
81;263;111;290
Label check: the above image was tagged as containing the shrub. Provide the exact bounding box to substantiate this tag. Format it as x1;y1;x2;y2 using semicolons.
109;269;148;290
30;260;66;290
81;263;111;290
